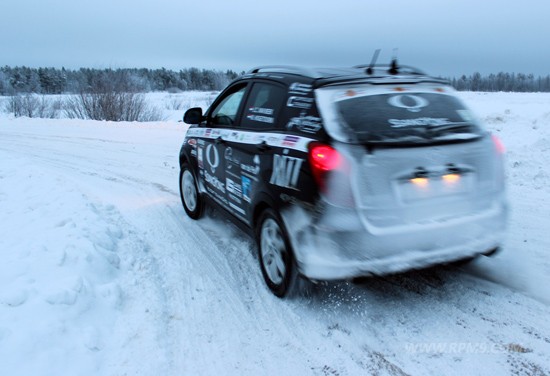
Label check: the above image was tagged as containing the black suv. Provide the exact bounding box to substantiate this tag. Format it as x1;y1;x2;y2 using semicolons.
179;63;507;297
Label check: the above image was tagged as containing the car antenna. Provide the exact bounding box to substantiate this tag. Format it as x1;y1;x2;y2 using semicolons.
366;49;381;75
388;48;399;75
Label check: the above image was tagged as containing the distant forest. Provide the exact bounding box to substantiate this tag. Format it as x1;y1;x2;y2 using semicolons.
0;66;240;95
1;66;550;94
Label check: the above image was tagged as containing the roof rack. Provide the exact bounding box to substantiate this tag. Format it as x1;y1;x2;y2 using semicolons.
245;64;435;83
247;65;323;79
353;64;426;76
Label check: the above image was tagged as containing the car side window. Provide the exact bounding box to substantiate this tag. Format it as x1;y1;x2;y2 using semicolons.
240;82;286;130
210;85;247;126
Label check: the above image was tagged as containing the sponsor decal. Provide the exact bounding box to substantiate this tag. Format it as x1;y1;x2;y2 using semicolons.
228;201;246;215
189;129;314;153
186;128;202;137
241;164;260;175
204;171;225;192
191;149;197;157
286;111;322;133
282;135;300;147
197;147;204;169
287;96;314;109
246;114;274;124
388;118;452;128
241;176;252;202
226;178;243;198
249;107;274;115
208;188;228;206
224;147;240;170
269;155;303;189
205;144;219;173
387;94;429;113
267;136;280;144
205;128;212;137
241;155;261;176
228;193;242;204
289;82;312;95
253;134;266;142
187;138;197;147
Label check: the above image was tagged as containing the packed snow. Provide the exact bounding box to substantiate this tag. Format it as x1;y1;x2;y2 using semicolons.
0;92;549;375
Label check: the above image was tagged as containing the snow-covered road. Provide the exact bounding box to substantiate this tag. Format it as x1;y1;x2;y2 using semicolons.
1;93;549;375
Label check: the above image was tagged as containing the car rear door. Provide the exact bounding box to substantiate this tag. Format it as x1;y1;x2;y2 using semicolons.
222;81;290;224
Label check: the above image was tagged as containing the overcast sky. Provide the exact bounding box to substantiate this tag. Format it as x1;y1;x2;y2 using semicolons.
2;0;549;77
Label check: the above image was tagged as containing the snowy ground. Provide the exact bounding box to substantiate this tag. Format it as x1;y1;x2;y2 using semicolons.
1;92;549;375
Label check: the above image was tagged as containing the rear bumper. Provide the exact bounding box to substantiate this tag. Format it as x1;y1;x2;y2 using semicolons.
288;199;507;281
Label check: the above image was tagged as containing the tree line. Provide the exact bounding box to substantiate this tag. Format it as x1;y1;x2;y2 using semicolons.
449;72;550;92
1;66;550;94
0;66;240;95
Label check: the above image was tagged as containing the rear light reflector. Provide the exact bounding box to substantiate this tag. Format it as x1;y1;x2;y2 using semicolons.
410;177;429;187
442;173;460;183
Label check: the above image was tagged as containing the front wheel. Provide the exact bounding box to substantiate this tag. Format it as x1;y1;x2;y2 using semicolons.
257;208;302;298
179;164;203;220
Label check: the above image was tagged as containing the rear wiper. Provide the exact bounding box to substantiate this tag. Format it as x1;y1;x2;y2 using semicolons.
424;123;476;139
427;122;472;133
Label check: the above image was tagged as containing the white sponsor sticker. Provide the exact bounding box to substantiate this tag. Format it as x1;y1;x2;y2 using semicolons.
287;111;322;133
287;96;314;109
205;144;220;173
226;178;243;198
269;155;303;189
204;171;225;192
289;82;312;95
388;118;452;128
187;128;315;152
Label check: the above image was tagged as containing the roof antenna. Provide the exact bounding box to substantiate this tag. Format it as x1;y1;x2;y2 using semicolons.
389;48;399;75
366;49;381;75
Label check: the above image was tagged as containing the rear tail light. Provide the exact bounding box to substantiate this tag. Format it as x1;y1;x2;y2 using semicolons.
309;144;343;173
491;134;505;154
308;143;354;207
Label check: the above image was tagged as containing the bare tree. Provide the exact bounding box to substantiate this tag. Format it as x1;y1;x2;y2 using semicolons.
64;70;164;122
4;94;61;118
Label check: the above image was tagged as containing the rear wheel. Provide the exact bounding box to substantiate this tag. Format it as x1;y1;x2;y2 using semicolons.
179;164;203;220
257;208;302;297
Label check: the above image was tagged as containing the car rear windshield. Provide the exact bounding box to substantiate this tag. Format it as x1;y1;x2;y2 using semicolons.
335;92;482;145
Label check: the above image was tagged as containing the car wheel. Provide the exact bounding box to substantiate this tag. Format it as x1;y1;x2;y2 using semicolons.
180;164;203;220
257;208;302;298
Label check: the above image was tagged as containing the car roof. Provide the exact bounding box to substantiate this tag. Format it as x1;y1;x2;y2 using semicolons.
239;64;449;88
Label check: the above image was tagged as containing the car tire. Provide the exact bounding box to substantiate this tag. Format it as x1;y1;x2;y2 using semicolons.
256;208;304;298
179;163;203;220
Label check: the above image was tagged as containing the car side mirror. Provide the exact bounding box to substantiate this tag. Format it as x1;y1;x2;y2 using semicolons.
183;107;204;124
